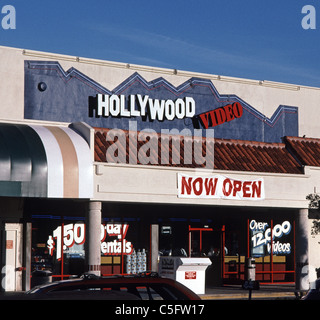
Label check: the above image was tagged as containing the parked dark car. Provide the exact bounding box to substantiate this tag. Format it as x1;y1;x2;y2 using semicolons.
23;272;201;300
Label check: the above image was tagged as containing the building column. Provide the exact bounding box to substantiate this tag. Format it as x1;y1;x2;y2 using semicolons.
86;201;102;276
295;208;309;292
150;224;159;272
23;222;32;291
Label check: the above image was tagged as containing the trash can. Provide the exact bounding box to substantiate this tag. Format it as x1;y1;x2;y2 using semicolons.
31;269;52;288
245;257;256;281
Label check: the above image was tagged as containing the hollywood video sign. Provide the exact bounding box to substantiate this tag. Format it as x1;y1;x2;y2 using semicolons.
178;173;265;200
24;61;299;142
96;93;243;128
96;94;196;121
193;102;243;129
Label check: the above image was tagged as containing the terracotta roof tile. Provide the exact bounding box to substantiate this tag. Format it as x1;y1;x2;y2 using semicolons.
94;128;304;174
284;136;320;167
213;139;302;174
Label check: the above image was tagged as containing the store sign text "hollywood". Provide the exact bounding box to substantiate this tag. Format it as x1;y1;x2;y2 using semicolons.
96;94;195;121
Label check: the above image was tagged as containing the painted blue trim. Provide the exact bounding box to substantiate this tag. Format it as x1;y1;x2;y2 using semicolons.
24;61;299;143
27;61;111;95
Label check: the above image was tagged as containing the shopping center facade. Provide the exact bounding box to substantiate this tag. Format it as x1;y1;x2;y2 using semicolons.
0;45;320;292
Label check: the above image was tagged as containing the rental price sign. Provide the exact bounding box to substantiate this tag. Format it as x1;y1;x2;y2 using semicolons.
47;223;134;261
177;173;265;200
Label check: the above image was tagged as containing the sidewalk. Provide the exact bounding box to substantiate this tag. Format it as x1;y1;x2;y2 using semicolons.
200;283;298;300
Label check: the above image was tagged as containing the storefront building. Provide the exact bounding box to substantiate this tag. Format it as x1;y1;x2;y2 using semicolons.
0;45;320;292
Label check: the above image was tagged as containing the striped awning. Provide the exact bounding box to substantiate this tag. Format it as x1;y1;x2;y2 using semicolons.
0;123;93;198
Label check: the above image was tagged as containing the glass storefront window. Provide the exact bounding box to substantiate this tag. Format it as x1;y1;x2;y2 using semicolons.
32;216;87;280
31;215;150;280
100;219;149;275
31;213;296;284
248;218;295;283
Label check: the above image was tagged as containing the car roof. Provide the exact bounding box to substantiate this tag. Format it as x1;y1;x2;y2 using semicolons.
28;273;200;300
33;290;142;300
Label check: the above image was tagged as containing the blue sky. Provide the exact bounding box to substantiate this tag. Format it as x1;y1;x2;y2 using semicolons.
1;0;320;87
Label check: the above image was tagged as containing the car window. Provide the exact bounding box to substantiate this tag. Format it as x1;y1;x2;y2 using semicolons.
102;284;180;300
149;284;182;300
117;286;163;300
134;286;164;300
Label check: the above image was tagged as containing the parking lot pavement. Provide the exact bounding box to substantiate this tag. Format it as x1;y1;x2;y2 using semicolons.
200;284;298;300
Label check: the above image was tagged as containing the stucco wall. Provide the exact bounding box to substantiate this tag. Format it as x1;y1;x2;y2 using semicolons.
93;162;317;209
1;45;320;139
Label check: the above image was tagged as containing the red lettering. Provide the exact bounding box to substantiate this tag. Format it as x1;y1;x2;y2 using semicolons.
242;181;252;197
121;224;129;238
181;176;193;195
199;113;210;129
232;180;242;196
196;103;243;129
222;178;232;196
224;104;235;122
252;181;262;198
215;108;226;126
180;175;263;200
204;177;218;195
208;110;218;127
232;102;243;118
193;177;203;196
